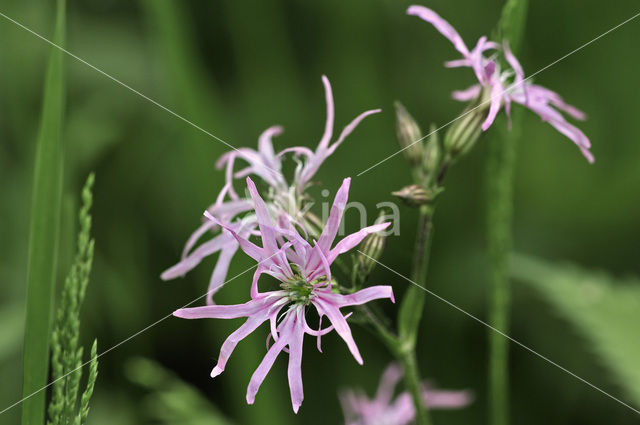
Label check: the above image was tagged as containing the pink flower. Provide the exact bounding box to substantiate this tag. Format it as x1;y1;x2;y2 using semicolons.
340;363;472;425
173;177;394;413
162;76;381;304
407;5;593;163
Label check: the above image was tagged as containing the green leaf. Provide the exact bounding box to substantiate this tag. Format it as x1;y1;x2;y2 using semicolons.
21;1;66;424
126;357;234;425
495;0;529;54
511;254;640;405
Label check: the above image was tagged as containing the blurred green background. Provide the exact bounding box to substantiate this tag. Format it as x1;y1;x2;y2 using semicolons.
1;0;639;424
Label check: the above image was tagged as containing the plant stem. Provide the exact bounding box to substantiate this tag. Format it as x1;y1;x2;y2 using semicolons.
399;349;428;424
486;122;517;425
486;1;527;423
21;1;66;424
397;204;435;425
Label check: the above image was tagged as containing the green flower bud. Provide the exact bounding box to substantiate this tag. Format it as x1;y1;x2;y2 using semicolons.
394;101;423;165
422;123;442;176
391;184;431;207
354;212;387;282
443;107;485;159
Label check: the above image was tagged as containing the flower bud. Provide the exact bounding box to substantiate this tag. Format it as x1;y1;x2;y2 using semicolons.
422;123;442;175
391;185;431;207
394;101;423;165
354;212;387;282
443;105;485;160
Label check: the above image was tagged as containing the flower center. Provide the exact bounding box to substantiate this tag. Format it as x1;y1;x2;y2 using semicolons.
280;276;315;305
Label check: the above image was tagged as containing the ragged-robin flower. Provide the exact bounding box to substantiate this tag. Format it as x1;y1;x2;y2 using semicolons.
340;363;472;425
407;5;593;162
173;176;394;413
162;76;381;304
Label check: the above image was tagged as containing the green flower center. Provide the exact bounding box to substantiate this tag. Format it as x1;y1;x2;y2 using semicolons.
281;277;314;305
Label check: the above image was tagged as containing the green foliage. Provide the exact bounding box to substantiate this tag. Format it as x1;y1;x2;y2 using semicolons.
126;357;234;425
495;0;529;54
21;1;67;424
512;255;640;406
47;174;98;425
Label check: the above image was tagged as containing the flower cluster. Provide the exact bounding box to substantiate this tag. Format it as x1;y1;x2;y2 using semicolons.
174;177;394;412
162;76;380;304
407;5;593;162
340;363;472;425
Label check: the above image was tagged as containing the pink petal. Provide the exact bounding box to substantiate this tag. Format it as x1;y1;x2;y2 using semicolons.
210;311;271;377
317;75;335;151
205;211;265;262
317;178;350;252
313;299;363;364
503;41;524;85
452;84;481;102
245;177;279;255
324;285;395;307
287;309;305;413
206;240;240;305
327;222;390;264
328;109;382;156
528;84;586;121
257;125;283;169
482;77;504;131
161;234;226;280
444;58;470;68
305;242;333;284
374;363;403;406
297;109;380;190
180;218;218;260
173;298;267;320
423;388;473;409
246;314;293;405
407;6;469;57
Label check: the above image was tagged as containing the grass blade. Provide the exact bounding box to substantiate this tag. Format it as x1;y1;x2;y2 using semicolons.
21;1;66;424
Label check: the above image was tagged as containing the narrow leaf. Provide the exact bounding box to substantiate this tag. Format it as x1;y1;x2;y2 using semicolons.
21;1;66;424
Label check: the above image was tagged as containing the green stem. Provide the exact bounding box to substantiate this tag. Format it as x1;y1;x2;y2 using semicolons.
486;1;527;423
21;1;66;424
486;123;517;425
397;205;435;425
399;349;428;425
357;305;398;352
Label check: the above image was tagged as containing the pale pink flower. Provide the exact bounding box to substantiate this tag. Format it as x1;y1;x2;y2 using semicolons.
340;363;472;425
162;76;381;303
407;5;593;163
174;177;394;413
